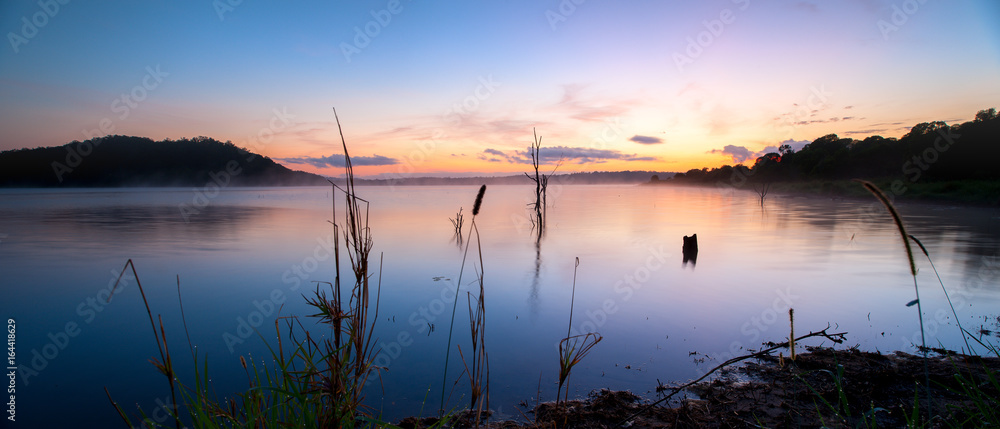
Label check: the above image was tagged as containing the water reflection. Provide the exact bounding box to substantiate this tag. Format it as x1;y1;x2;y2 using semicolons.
1;185;998;427
682;234;698;268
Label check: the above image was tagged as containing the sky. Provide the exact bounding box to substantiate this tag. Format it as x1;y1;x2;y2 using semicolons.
1;0;998;178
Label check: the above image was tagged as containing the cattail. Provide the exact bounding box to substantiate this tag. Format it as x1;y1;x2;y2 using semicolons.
240;355;247;370
472;185;487;216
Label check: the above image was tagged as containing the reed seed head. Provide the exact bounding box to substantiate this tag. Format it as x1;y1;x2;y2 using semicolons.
472;185;486;216
854;179;916;276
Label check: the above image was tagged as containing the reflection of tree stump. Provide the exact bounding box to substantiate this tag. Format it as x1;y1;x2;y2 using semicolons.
683;234;698;267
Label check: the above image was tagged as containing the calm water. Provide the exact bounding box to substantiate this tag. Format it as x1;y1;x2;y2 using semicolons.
2;184;999;426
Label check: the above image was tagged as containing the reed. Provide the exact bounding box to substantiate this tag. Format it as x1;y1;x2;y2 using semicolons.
855;179;932;418
440;184;487;414
459;226;489;425
908;234;972;354
557;257;602;405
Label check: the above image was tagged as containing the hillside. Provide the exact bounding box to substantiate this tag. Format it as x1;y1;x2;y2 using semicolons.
0;135;328;187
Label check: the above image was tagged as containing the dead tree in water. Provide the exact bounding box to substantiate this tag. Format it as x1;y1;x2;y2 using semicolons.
525;129;547;238
753;182;771;206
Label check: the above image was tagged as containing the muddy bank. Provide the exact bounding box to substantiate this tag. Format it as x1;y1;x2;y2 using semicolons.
398;347;1000;428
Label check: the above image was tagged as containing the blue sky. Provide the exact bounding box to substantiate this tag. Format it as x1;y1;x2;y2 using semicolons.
1;0;998;176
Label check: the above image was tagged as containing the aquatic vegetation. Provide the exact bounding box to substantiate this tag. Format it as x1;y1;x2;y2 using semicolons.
557;257;602;405
440;184;488;416
449;207;464;245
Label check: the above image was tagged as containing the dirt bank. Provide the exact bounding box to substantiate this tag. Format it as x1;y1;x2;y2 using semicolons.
398;347;1000;428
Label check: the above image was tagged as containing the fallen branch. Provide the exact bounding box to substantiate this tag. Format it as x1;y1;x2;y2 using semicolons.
618;326;847;426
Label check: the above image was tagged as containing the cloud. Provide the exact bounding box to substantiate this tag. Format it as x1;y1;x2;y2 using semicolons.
278;154;398;168
709;139;810;164
518;145;657;164
483;148;505;156
844;129;887;135
756;139;810;157
629;135;663;145
792;1;819;12
709;145;754;163
555;84;632;122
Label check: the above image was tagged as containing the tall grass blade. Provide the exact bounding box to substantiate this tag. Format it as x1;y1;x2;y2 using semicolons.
441;185;487;414
855;178;932;419
909;234;972;354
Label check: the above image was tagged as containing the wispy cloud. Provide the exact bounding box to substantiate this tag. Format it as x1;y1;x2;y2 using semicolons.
480;146;657;165
278;153;399;168
629;135;663;145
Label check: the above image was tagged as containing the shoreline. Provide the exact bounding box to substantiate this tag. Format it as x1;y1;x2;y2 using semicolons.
648;178;1000;207
400;345;1000;428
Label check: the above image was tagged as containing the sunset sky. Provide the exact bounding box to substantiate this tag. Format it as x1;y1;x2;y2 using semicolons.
1;1;998;177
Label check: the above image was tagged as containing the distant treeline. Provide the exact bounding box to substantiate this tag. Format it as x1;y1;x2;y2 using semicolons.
352;170;677;186
0;135;328;187
667;108;1000;187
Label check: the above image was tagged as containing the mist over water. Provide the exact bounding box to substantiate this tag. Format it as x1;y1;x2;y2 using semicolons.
1;185;998;426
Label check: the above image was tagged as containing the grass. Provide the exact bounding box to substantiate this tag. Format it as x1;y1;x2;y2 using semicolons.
557;257;602;405
440;184;487;416
856;179;933;417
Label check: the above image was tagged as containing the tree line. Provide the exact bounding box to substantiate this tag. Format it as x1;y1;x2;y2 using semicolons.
669;108;999;187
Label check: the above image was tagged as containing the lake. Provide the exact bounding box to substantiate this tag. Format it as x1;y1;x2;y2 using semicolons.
2;184;999;426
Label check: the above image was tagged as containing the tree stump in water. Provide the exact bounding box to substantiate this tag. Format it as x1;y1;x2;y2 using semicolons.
683;234;698;266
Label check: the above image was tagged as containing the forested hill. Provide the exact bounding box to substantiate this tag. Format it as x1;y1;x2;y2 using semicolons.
668;108;1000;186
0;135;328;187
